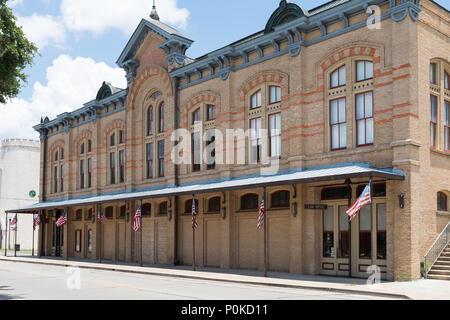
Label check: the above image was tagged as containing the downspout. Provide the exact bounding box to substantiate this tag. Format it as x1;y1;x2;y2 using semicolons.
173;76;180;265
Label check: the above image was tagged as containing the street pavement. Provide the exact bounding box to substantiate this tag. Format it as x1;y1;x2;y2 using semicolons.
0;260;396;300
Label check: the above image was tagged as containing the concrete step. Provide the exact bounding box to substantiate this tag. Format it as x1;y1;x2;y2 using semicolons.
435;260;450;265
431;265;450;271
427;274;450;281
438;256;450;262
429;269;450;276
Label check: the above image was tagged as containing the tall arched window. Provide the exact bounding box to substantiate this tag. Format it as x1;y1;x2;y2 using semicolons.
147;106;154;136
159;102;165;133
108;128;125;185
271;190;290;208
438;192;448;211
330;65;346;88
79;138;92;189
208;197;221;213
52;146;64;194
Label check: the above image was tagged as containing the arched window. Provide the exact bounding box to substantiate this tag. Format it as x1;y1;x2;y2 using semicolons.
185;199;199;214
159;202;168;215
142;203;151;217
79;138;92;190
118;205;126;219
271;191;290;208
105;206;114;219
192;108;201;124
330;65;346;88
52;146;64;194
147;106;154;136
108;128;126;185
250;90;261;109
75;209;83;221
438;192;448;211
158;102;165;133
208;197;221;213
241;194;259;210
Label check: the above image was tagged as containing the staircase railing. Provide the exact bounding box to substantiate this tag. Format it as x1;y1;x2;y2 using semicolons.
424;221;450;279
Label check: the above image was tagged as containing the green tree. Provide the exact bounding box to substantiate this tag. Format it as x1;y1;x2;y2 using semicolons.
0;0;38;104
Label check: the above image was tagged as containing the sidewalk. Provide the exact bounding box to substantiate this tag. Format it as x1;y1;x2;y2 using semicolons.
1;255;449;300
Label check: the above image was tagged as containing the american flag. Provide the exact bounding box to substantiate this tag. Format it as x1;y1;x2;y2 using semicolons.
192;197;198;230
133;204;142;232
257;192;265;229
11;216;17;226
33;214;41;230
97;206;107;223
56;209;68;227
346;181;372;222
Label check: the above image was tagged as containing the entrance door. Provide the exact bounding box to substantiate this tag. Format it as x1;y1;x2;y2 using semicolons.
54;221;62;257
320;205;351;276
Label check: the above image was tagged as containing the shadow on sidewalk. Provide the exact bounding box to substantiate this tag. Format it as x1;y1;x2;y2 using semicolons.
2;255;381;286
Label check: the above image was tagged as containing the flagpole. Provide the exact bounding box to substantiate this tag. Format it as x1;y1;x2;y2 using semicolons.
263;187;268;278
347;179;352;278
99;205;102;264
4;213;8;257
14;215;18;257
193;194;196;272
32;214;35;257
140;200;143;267
369;177;373;269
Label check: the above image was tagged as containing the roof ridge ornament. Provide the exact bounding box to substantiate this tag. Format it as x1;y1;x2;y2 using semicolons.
150;0;160;21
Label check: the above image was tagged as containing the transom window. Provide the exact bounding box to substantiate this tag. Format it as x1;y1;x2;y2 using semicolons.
208;197;221;213
159;202;168;215
241;194;259;210
142;203;151;216
251;90;262;109
185;199;199;214
330;65;346;88
321;186;350;200
430;63;437;84
105;206;113;219
271;191;290;208
269;86;281;104
207;105;216;121
356;61;374;82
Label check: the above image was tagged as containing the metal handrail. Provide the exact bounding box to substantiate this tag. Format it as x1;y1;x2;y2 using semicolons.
424;221;450;279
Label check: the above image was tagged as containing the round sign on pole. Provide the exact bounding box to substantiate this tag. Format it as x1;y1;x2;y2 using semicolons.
29;190;36;198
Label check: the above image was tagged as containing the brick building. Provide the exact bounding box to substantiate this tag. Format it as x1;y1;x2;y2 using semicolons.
8;0;449;281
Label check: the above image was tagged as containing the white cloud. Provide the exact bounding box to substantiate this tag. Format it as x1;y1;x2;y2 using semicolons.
8;0;22;7
0;55;126;140
17;14;66;49
60;0;190;35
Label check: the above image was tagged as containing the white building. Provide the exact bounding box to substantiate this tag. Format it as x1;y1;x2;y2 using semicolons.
0;139;40;251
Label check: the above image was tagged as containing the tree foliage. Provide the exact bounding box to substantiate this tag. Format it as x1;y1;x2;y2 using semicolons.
0;0;38;104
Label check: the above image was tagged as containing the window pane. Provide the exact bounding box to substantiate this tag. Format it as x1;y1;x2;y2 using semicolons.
330;100;338;124
357;61;365;81
377;204;386;230
331;70;339;88
366;118;374;144
356;94;365;119
360;206;372;231
358;120;366;145
430;96;437;122
366;62;374;79
340;123;347;148
445;72;449;89
331;125;339;150
339;66;346;86
323;207;333;231
430;63;435;83
365;92;373;117
338;98;346;123
339;206;349;231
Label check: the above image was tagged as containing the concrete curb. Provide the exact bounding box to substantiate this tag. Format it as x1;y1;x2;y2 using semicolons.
0;256;411;300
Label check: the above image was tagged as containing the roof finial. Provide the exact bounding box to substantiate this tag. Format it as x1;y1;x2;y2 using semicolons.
150;0;160;21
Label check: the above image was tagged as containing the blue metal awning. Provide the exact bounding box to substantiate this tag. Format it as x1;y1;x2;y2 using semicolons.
7;163;404;213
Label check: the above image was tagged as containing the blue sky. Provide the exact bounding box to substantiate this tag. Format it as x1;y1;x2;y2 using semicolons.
2;0;448;140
